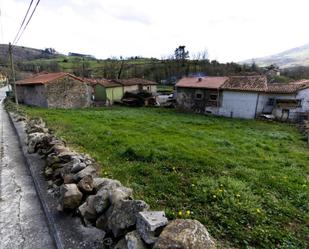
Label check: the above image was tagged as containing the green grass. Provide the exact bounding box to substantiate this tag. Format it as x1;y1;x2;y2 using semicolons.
23;106;309;248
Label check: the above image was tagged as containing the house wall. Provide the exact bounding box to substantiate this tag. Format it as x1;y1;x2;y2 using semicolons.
176;87;220;114
16;85;48;107
46;76;91;108
141;85;157;94
94;85;107;101
219;91;258;119
123;85;139;93
106;86;123;103
256;92;309;121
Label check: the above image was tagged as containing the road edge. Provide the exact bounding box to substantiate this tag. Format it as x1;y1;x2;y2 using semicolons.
7;109;64;249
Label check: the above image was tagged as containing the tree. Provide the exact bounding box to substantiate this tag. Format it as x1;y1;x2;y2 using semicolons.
174;46;189;60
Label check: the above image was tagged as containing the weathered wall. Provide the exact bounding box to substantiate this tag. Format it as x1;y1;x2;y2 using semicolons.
176;87;220;114
46;76;91;108
142;85;157;94
106;86;123;103
257;91;309;121
16;85;48;107
219;91;258;119
123;85;139;93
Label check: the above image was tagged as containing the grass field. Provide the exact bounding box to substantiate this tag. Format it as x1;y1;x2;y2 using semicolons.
23;106;309;248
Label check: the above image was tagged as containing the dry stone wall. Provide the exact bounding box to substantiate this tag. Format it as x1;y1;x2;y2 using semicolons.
16;114;216;249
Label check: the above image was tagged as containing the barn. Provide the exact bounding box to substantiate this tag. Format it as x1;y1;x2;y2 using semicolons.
15;72;92;108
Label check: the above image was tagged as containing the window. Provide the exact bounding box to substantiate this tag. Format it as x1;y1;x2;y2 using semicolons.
268;98;275;106
209;94;218;101
195;93;203;99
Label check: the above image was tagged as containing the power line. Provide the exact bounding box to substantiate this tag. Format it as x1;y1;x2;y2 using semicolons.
14;0;40;45
12;0;34;45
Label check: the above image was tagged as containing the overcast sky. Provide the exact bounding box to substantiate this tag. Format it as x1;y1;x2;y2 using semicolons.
1;0;309;62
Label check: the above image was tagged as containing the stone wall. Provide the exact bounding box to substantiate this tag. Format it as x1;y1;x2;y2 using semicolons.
18;114;216;249
46;76;91;108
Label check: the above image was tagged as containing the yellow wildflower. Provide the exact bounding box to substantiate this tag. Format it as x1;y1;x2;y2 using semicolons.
178;211;182;216
186;210;191;215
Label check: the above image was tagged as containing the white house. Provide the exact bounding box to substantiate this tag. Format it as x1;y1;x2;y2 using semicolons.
176;76;309;121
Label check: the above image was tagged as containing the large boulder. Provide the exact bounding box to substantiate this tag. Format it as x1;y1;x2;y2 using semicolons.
153;219;216;249
136;211;168;245
59;184;83;210
125;230;148;249
73;166;97;182
106;200;149;238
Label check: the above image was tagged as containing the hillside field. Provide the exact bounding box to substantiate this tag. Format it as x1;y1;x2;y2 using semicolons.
23;106;309;248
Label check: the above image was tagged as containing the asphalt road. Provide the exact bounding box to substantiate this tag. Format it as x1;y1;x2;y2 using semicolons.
0;87;55;249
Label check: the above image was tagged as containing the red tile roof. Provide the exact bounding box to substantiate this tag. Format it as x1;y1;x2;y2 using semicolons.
16;72;83;85
115;78;158;86
176;77;229;89
84;78;122;88
267;80;309;93
221;75;268;92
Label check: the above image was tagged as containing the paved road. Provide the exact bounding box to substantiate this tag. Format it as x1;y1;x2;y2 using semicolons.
0;87;55;249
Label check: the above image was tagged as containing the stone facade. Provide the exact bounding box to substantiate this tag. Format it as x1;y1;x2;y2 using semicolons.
46;76;91;108
16;75;91;108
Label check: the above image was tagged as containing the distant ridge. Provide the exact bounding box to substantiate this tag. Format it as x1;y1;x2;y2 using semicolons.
241;43;309;68
0;44;61;64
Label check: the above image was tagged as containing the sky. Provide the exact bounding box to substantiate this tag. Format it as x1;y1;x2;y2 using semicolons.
0;0;309;62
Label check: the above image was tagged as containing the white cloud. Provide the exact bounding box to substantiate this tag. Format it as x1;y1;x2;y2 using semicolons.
1;0;309;62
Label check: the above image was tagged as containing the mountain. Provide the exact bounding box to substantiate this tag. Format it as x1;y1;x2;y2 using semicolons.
241;43;309;68
0;44;61;64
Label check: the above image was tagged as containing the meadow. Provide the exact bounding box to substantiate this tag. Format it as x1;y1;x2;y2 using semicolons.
23;106;309;248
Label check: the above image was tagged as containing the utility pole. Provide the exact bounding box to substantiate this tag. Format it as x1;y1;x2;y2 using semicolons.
9;42;18;105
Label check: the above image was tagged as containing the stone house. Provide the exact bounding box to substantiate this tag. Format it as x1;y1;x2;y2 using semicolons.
15;72;92;108
176;77;228;114
176;76;309;121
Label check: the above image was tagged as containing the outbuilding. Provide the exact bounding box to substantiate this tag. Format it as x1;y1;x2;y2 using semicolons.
15;72;91;108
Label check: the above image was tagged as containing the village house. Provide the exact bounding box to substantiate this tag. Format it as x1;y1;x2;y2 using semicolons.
15;72;92;108
87;77;158;105
85;78;123;105
115;78;158;94
176;76;309;121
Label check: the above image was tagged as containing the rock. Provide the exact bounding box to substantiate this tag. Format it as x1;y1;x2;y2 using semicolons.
78;197;97;222
27;124;49;134
136;211;168;244
57;150;77;163
27;132;46;153
46;154;61;167
93;188;110;214
59;184;83;210
106;200;150;238
71;162;87;174
73;166;97;182
95;178;122;191
114;238;128;249
77;175;94;193
63;174;75;184
126;231;148;249
95;214;107;230
109;186;133;205
44;167;53;179
153;219;216;249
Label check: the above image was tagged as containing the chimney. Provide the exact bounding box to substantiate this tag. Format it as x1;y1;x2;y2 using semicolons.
198;77;203;82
